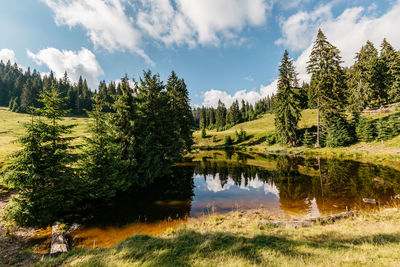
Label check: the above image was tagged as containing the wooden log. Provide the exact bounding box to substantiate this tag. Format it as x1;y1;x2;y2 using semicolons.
362;198;376;205
258;211;358;229
50;222;68;256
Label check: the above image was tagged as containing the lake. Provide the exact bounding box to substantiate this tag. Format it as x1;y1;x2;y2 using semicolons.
38;151;400;249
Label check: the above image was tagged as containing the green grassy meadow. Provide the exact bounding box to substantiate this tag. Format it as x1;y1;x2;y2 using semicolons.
193;106;400;161
0;107;89;167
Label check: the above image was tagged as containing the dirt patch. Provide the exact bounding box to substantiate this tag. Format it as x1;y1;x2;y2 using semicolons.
0;186;39;267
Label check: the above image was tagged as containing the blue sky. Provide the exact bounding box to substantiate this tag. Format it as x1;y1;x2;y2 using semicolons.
0;0;398;107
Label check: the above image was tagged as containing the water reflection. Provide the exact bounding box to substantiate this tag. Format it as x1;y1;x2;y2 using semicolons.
68;152;400;248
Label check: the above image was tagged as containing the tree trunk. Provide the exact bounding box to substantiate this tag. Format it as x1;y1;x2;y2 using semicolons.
316;97;321;148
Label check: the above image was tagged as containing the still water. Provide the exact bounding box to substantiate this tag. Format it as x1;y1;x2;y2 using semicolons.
39;152;400;249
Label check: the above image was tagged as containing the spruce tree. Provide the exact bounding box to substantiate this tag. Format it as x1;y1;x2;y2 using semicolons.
302;130;314;148
355;116;375;142
376;118;391;141
388;51;400;102
275;50;301;146
80;95;130;201
307;29;347;147
2;83;78;226
134;70;171;186
166;71;194;157
215;100;227;129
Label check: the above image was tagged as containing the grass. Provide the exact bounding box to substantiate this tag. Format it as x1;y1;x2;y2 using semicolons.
193;106;400;162
38;208;400;266
0;107;89;168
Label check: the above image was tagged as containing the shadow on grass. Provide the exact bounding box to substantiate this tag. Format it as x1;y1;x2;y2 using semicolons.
39;229;400;266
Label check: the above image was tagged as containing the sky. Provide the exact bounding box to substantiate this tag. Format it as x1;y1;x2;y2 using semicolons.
0;0;399;107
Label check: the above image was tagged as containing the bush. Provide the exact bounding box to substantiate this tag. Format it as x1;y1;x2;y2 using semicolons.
212;135;216;142
224;135;233;146
235;128;247;143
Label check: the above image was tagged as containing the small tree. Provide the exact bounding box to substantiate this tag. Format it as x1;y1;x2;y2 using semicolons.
355;117;375;142
326;119;351;147
201;128;207;138
376;118;391;141
224;135;233;146
302;130;314;148
2;83;78;226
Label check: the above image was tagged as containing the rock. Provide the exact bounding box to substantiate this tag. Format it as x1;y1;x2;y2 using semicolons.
363;198;377;205
50;222;68;256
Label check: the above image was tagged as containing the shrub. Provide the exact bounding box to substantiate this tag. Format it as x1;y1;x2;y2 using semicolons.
224;135;233;146
266;133;277;146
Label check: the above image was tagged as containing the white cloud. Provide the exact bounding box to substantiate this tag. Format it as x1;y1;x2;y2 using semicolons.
27;47;104;90
43;0;271;63
0;49;16;64
275;2;333;51
275;0;400;86
41;0;153;64
202;81;276;107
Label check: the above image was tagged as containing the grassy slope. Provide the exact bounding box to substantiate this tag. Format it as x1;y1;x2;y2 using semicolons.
39;208;400;267
193;107;400;161
0;107;89;167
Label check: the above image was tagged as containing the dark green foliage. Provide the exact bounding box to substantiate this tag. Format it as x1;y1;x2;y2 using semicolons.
326;118;352;147
265;133;277;146
388;116;400;138
275;50;302;146
201;128;207;138
2;83;78;226
80;95;130;201
376;118;391;141
235;128;247;143
215;100;227;129
166;71;194;156
302;130;314;148
355;117;376;142
307;29;347;147
224;135;233;146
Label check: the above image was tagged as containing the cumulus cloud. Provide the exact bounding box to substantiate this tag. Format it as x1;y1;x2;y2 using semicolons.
202;80;277;107
27;47;104;89
279;0;400;83
42;0;271;63
275;2;333;51
0;48;16;64
41;0;152;64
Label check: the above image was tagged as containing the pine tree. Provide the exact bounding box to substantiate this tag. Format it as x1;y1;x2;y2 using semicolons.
376;118;391;141
325;118;351;147
302;130;314;148
388;51;400;103
201;127;207;138
275;50;301;146
355;116;375;142
2;82;78;226
307;29;347;147
166;71;194;157
134;70;171;186
80;95;130;201
215;100;227;129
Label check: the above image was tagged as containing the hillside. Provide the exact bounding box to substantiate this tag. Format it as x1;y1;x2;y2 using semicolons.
193;105;400;161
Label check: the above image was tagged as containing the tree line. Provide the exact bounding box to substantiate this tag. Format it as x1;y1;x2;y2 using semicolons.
0;60;130;114
274;29;400;147
2;70;193;226
193;96;274;131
